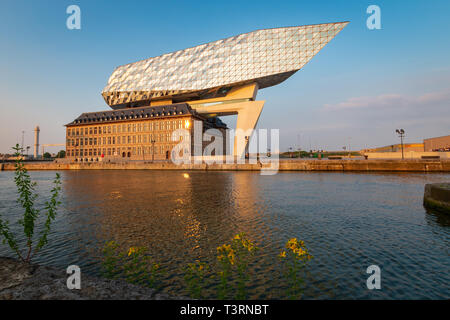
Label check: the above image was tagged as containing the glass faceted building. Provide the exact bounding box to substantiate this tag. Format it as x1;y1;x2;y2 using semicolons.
66;22;348;161
102;22;348;108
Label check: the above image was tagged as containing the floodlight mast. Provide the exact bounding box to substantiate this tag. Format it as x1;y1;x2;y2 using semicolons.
396;129;405;160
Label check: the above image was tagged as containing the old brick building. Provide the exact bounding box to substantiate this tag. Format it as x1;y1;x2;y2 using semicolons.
65;103;227;162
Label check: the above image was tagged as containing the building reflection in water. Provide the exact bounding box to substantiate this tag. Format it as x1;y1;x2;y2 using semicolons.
62;171;269;278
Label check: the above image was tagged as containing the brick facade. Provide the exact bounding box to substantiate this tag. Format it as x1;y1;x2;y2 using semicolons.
65;104;227;162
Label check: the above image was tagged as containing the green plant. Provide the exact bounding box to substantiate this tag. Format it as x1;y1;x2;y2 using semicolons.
101;236;312;300
101;241;163;289
101;240;124;279
124;246;161;288
279;238;312;299
216;243;234;299
216;232;258;299
184;260;210;299
0;144;61;263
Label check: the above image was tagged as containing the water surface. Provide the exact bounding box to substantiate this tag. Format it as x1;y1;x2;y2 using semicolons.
0;170;449;299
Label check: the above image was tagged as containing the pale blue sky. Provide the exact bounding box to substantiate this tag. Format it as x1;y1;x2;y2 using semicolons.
1;0;449;153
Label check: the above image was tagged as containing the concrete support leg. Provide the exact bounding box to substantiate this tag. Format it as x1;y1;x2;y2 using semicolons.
233;101;265;157
192;100;265;157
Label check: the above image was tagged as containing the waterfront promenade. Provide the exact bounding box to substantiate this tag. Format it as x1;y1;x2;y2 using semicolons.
1;159;450;172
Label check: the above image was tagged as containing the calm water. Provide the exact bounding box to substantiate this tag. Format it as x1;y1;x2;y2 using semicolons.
0;170;449;299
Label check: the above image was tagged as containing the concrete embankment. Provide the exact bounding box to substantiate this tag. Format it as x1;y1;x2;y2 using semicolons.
1;159;450;172
0;257;183;300
424;183;450;214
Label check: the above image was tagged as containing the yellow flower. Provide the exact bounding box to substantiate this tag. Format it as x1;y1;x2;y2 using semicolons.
128;247;137;256
279;251;286;258
234;234;241;240
227;250;236;265
217;244;231;252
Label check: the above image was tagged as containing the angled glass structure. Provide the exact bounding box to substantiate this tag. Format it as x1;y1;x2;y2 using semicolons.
98;22;348;156
102;22;348;108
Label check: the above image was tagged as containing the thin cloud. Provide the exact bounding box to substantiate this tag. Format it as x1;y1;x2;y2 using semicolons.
323;90;450;111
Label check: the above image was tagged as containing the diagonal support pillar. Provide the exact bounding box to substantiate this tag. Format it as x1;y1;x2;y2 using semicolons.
233;101;265;157
192;100;265;157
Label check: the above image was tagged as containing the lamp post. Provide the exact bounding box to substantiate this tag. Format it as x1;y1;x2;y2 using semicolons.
245;136;249;160
396;129;405;160
21;131;25;155
151;138;156;163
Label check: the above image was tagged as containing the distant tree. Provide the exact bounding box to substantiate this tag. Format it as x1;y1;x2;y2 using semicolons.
43;152;52;159
56;150;66;158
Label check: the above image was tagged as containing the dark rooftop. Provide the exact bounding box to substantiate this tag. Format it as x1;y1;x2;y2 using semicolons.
66;103;227;129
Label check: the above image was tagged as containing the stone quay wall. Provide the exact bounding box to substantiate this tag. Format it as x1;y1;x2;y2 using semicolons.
424;183;450;214
1;159;450;172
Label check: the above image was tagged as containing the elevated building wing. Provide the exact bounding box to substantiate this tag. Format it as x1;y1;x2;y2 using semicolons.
102;22;349;109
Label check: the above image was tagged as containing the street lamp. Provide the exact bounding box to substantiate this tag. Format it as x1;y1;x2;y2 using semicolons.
395;129;405;160
21;131;25;156
245;136;249;159
151;138;156;163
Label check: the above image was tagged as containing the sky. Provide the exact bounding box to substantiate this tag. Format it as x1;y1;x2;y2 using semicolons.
0;0;449;153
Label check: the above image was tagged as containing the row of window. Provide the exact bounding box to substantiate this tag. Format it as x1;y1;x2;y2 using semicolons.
67;145;178;157
67;132;190;147
67;119;190;136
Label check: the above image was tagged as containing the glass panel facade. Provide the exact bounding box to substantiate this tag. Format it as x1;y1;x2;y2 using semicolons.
102;22;348;107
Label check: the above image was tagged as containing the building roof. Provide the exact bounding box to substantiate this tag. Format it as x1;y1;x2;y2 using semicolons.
65;103;226;128
362;143;424;153
102;22;349;107
424;134;450;141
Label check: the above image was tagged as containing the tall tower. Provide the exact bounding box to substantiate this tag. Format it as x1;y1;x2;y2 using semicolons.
34;126;40;158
